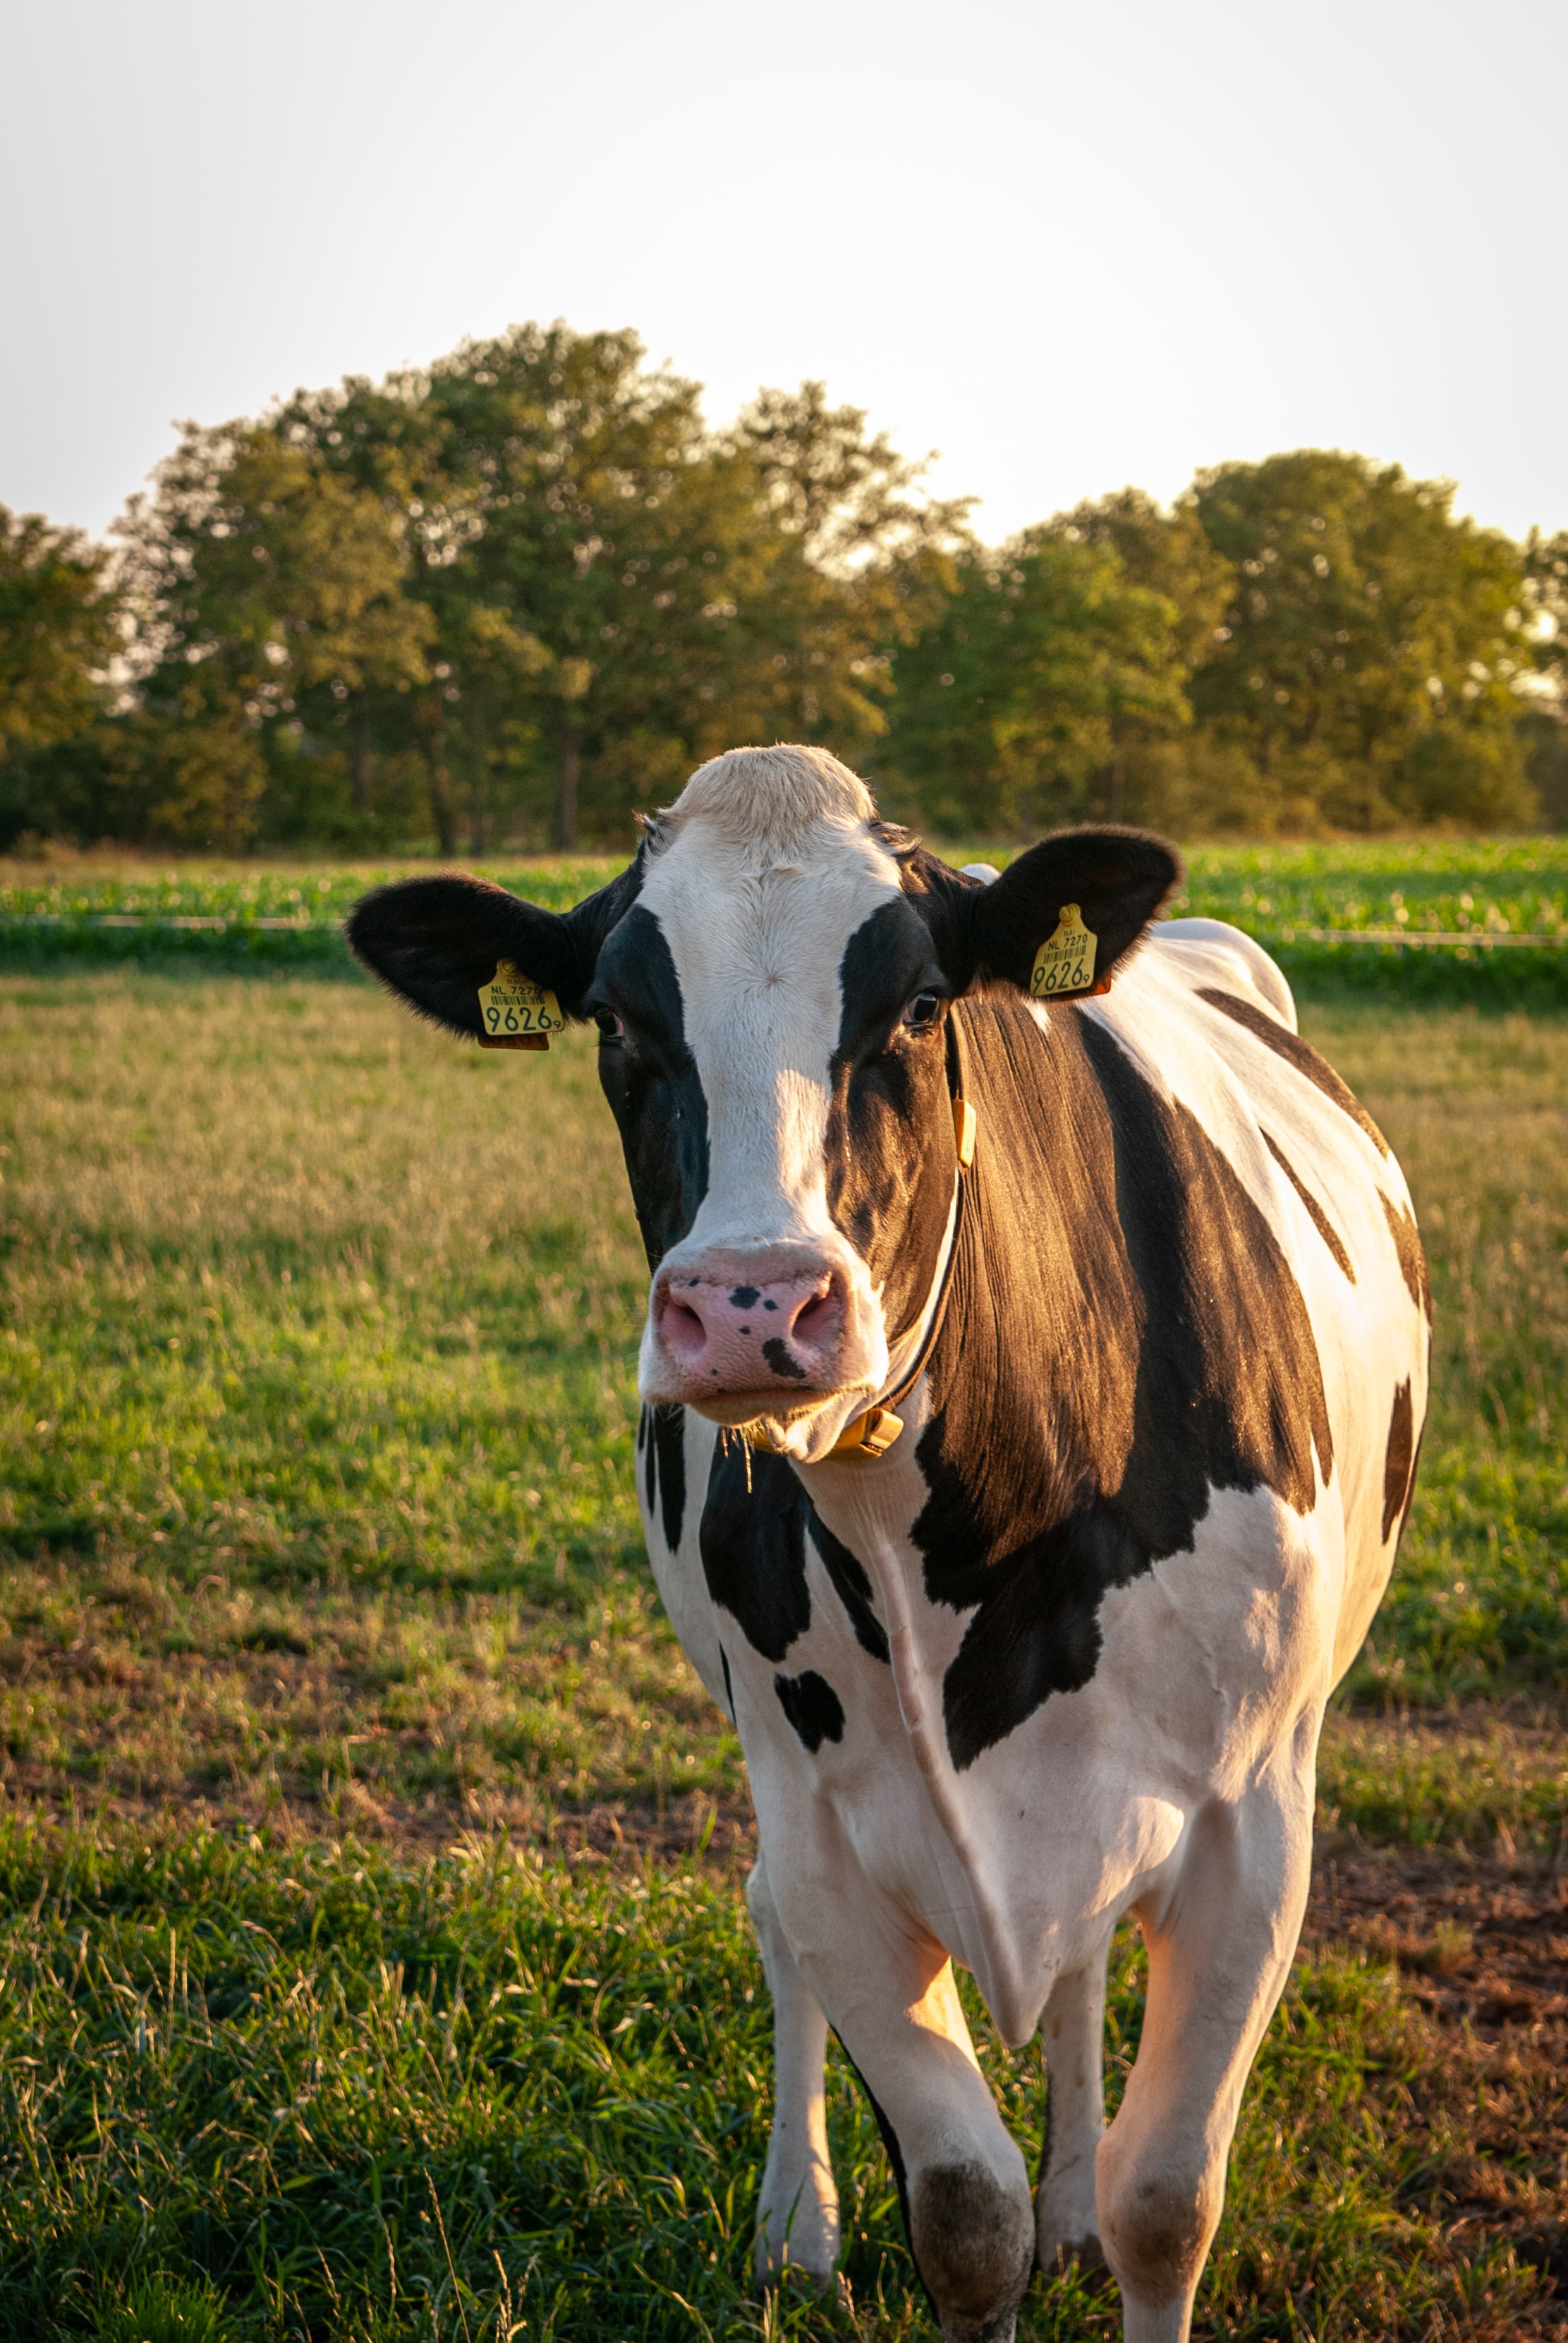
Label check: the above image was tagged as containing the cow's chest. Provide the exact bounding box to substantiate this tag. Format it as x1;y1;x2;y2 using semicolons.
643;1400;1337;2019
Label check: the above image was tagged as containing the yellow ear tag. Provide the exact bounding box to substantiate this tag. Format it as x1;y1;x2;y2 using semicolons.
476;961;565;1051
1029;904;1099;999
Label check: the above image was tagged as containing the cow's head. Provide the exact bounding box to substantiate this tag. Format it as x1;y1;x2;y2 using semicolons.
349;746;1179;1460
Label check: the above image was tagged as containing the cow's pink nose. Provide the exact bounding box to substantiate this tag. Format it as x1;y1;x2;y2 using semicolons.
653;1268;846;1391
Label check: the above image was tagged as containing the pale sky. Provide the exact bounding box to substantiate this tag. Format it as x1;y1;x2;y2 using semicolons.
3;0;1563;550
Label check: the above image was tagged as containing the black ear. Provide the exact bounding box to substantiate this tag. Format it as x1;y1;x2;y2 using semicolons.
348;866;638;1038
937;825;1182;998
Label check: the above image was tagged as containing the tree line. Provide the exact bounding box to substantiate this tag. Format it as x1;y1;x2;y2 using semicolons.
3;320;1565;852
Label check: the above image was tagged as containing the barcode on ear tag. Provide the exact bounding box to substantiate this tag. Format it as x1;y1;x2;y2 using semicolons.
477;961;565;1050
1029;904;1099;999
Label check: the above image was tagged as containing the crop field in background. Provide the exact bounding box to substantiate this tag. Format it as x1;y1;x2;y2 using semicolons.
3;833;1566;940
0;844;1564;2338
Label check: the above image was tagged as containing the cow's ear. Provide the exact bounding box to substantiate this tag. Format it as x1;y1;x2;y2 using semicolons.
940;825;1182;999
348;873;622;1038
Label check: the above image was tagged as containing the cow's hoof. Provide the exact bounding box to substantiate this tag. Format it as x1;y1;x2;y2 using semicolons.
911;2160;1035;2343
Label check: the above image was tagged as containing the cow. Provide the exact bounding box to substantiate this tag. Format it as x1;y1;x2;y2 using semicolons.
348;745;1430;2343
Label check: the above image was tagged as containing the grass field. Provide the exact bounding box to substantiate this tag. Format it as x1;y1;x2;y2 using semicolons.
0;850;1565;2339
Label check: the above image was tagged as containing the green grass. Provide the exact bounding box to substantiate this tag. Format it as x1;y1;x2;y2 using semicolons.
1;973;1562;1838
0;1820;1543;2343
4;837;1566;933
4;840;1567;991
0;893;1566;2337
1;971;1566;1864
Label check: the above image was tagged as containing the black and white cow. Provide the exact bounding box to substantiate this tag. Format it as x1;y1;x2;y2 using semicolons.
349;746;1429;2343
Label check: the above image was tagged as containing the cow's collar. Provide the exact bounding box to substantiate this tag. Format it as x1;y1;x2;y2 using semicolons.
742;1009;976;1463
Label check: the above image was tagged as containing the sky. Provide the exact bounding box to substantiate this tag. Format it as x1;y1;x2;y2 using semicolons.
3;0;1564;550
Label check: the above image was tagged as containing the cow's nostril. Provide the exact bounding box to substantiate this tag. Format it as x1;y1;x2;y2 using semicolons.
792;1291;835;1343
662;1300;707;1360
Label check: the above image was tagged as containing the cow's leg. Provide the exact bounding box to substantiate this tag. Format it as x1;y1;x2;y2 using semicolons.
1095;1779;1312;2343
811;1925;1035;2343
747;1855;839;2288
1037;1954;1109;2272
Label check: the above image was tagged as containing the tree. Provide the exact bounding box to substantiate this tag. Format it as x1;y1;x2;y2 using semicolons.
1520;528;1568;828
1189;452;1536;828
285;327;761;849
1042;488;1235;820
883;533;1189;835
0;503;121;778
727;382;971;760
283;338;973;849
1050;487;1234;672
117;424;432;848
0;507;126;848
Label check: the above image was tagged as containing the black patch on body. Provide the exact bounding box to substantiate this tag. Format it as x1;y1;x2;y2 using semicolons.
648;1404;687;1551
826;898;958;1346
1263;1132;1356;1282
1379;1190;1433;1323
774;1669;846;1752
700;1443;813;1662
913;998;1335;1772
590;905;710;1269
640;1405;655;1515
1382;1378;1416;1543
1198;987;1390;1158
719;1644;735;1720
697;1441;889;1666
809;1514;890;1664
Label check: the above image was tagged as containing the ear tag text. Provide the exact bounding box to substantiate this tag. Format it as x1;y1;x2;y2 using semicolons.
477;961;564;1051
1029;904;1099;999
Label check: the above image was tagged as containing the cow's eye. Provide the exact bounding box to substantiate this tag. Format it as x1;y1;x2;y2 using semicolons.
901;992;943;1031
594;1008;626;1043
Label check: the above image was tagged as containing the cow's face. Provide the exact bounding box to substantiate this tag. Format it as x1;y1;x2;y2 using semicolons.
349;747;1178;1460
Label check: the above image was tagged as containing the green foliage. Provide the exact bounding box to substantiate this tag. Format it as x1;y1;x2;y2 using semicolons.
881;532;1189;833
0;509;124;853
8;310;1560;851
1188;450;1538;829
0;507;119;763
111;424;435;854
272;334;965;854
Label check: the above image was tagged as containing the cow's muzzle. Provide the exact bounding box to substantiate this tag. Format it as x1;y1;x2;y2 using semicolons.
640;1242;883;1419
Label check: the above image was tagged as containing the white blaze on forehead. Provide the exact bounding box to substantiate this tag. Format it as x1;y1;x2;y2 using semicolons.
638;747;904;1252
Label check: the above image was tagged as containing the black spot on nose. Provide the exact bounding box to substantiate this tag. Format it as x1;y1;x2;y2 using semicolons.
762;1338;808;1381
763;1299;779;1312
739;1326;750;1336
730;1286;760;1309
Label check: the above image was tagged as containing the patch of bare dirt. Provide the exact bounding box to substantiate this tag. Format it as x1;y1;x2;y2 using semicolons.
1305;1847;1568;2314
1304;1846;1568;2032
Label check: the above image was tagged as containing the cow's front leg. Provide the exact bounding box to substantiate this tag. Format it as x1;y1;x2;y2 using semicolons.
810;1922;1035;2343
1037;1955;1110;2273
1096;1775;1313;2343
748;1855;839;2288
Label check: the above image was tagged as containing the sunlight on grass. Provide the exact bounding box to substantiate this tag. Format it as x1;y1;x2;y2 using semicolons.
0;1822;1543;2343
